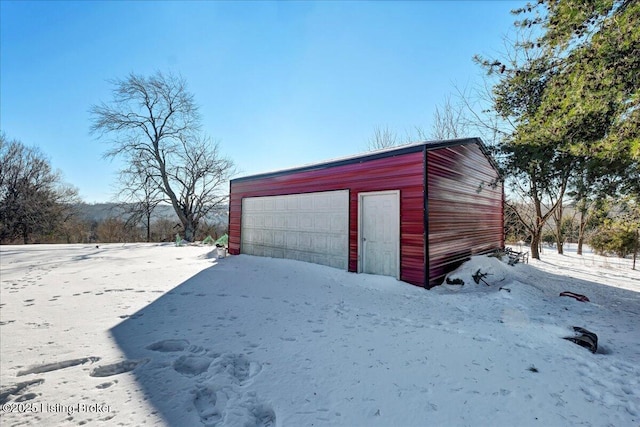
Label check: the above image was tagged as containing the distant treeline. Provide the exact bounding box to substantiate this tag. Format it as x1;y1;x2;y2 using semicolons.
1;202;227;245
1;133;229;245
505;200;639;261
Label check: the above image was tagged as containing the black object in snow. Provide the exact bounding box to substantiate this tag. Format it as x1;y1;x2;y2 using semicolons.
564;326;598;354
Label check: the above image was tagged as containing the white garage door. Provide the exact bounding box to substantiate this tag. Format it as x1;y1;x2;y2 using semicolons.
241;190;349;270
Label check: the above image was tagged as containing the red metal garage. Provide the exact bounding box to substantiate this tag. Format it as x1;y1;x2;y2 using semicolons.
228;138;503;288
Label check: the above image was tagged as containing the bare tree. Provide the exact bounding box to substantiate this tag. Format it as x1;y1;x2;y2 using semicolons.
0;133;79;243
90;72;235;241
367;125;401;151
116;154;164;242
407;94;474;144
367;94;473;153
428;95;470;140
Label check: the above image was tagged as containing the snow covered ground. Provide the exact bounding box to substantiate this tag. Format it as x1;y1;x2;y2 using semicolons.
0;243;638;426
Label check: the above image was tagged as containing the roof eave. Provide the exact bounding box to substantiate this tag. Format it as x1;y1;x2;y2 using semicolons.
231;137;499;184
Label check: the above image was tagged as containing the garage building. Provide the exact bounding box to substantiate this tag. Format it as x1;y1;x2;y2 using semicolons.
228;138;503;288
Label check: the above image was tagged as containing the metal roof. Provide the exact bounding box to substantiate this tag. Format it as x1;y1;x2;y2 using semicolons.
231;137;498;183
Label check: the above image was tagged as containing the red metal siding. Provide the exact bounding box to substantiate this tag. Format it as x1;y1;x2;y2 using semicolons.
229;151;426;286
427;144;504;287
230;139;503;289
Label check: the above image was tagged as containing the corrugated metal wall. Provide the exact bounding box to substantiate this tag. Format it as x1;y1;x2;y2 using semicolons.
427;143;504;287
229;139;504;289
229;151;426;286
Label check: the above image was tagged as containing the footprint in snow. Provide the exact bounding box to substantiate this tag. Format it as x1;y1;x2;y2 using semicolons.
229;391;276;427
146;339;190;352
0;378;44;405
194;387;276;427
173;355;212;377
14;392;37;402
145;339;270;423
95;381;115;389
248;400;277;427
193;386;223;427
211;353;262;385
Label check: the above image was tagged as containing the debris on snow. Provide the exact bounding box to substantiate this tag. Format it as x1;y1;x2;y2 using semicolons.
564;326;599;354
559;291;590;302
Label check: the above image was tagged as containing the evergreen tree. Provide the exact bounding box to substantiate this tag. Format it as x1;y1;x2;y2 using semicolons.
478;0;639;258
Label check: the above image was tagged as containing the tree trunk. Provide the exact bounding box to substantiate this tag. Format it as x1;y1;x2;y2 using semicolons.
577;219;585;255
183;221;196;242
555;202;564;255
22;224;29;244
530;232;541;259
577;201;588;256
633;229;638;270
146;212;151;243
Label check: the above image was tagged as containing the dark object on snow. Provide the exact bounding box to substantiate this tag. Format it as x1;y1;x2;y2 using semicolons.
446;277;465;285
472;269;490;286
504;247;529;265
559;291;590;302
499;287;511;293
564;326;598;353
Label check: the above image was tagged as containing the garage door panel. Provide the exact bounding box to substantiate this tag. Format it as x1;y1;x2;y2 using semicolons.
287;198;299;210
241;190;349;270
300;233;310;250
274;232;285;247
313;235;328;252
331;195;344;210
300;214;313;231
286;215;298;228
286;233;297;249
331;214;345;232
300;195;313;210
330;235;347;252
315;215;330;232
264;198;275;211
274;216;286;229
314;194;330;210
263;230;274;245
245;198;260;210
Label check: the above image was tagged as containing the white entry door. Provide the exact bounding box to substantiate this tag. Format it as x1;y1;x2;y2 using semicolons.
358;191;400;279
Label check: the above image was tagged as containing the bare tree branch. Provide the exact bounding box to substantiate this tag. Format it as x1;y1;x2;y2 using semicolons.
90;72;234;241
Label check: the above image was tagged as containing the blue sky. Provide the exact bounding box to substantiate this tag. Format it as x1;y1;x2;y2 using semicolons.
1;1;521;203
